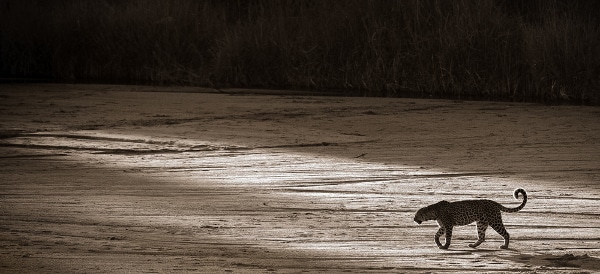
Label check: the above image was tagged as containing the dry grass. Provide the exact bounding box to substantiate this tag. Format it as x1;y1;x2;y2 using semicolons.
1;0;599;104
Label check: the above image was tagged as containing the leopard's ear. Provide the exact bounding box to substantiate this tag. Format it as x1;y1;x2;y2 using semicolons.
435;200;450;206
433;200;450;213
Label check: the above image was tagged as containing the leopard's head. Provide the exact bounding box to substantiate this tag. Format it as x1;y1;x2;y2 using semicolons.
414;201;446;224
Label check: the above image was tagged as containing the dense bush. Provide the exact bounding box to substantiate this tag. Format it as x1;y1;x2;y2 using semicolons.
1;0;599;104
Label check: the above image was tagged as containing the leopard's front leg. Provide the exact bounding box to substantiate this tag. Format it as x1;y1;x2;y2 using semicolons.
469;221;488;248
441;226;453;249
434;227;444;248
434;226;452;249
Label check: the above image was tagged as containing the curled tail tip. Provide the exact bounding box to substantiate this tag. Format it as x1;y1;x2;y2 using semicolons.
513;188;526;199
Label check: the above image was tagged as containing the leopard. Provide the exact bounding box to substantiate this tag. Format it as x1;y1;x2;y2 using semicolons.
414;188;527;249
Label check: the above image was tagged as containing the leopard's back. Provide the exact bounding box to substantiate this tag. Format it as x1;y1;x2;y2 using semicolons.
447;200;502;226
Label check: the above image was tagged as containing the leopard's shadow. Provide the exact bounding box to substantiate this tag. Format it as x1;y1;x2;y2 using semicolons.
469;248;503;253
444;248;498;254
503;253;600;271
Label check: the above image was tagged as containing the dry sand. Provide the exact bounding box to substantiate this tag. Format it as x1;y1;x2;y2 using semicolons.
1;84;599;273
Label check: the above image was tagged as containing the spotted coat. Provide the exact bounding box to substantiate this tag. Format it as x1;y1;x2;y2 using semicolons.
414;189;527;249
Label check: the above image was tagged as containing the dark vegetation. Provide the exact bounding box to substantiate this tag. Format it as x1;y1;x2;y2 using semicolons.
1;0;599;104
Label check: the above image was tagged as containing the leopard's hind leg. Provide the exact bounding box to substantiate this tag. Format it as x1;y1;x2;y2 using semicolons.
468;221;488;248
490;220;510;249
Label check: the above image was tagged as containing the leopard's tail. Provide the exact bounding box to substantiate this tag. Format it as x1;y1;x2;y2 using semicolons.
499;188;527;213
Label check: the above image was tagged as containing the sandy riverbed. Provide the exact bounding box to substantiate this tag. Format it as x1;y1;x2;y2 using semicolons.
1;84;599;273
